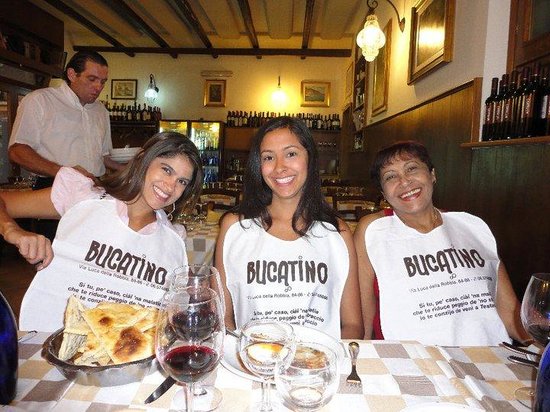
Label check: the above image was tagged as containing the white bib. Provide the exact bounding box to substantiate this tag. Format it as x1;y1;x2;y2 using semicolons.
366;212;510;346
20;198;187;331
223;219;349;338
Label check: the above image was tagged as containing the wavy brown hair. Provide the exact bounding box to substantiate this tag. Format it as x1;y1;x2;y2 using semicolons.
98;132;203;216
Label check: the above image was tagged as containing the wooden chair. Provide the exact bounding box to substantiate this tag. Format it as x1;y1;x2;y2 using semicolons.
200;187;241;211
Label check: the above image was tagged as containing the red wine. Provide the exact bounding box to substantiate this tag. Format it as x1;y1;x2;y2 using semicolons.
528;324;550;345
172;309;218;341
0;291;17;405
164;346;218;383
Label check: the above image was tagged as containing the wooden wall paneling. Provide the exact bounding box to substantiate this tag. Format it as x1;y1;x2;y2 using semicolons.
340;79;550;298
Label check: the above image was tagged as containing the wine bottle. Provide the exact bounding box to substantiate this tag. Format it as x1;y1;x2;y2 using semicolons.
493;75;507;140
541;67;550;136
534;342;550;412
0;291;17;405
482;77;499;141
523;64;542;137
514;67;531;138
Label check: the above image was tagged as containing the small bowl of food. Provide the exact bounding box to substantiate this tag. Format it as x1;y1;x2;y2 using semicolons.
41;296;158;386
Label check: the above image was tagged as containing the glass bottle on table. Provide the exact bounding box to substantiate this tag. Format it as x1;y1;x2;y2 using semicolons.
0;291;17;405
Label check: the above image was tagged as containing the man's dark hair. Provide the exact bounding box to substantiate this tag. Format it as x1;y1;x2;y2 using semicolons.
63;51;108;84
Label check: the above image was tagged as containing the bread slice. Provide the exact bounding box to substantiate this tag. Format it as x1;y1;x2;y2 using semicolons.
58;295;90;361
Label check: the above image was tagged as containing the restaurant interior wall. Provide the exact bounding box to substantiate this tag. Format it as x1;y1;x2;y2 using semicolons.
350;0;504;130
61;51;349;123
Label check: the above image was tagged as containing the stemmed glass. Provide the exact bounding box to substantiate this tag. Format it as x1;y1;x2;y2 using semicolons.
155;285;224;412
170;265;226;411
514;272;550;407
238;320;295;411
275;341;339;411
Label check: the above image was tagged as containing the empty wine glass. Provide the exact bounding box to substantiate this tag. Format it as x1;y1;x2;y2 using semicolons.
515;272;550;407
170;265;226;411
275;341;339;411
239;320;295;411
156;285;224;412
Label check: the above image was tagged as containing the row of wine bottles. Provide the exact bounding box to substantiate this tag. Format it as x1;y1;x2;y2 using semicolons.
102;100;163;122
482;65;550;141
226;111;341;130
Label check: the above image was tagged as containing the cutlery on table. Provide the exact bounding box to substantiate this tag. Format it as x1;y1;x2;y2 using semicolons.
508;355;539;369
500;341;541;358
346;341;362;387
144;376;176;404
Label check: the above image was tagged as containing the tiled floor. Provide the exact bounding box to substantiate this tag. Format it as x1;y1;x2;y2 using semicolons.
0;244;36;323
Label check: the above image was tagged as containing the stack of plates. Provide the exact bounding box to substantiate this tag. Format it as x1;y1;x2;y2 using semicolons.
110;147;140;163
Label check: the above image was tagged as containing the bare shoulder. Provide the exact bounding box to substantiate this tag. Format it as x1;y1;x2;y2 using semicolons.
219;212;240;232
355;210;386;236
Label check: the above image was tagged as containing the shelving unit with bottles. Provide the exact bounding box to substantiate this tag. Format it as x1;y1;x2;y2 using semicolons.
352;44;367;152
0;0;64;89
224;127;340;179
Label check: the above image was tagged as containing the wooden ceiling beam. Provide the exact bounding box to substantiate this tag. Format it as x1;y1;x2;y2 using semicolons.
98;0;177;58
73;46;351;58
236;0;260;57
42;0;134;57
301;0;315;57
167;0;213;50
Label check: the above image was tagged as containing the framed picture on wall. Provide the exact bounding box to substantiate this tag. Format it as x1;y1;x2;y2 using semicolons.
301;81;330;107
204;79;226;107
408;0;455;84
372;19;392;116
111;79;137;100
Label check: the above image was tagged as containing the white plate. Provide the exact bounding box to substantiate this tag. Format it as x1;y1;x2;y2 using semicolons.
221;324;345;382
400;402;484;412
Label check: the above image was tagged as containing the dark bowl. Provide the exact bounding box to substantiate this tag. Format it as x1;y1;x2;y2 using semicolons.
41;328;155;386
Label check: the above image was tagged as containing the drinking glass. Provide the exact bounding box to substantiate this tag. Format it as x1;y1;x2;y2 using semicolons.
170;265;226;411
515;272;550;406
155;285;224;412
275;341;339;411
239;320;295;411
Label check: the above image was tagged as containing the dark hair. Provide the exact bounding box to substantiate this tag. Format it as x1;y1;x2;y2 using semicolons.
63;51;108;84
370;140;435;189
237;116;339;236
98;132;203;217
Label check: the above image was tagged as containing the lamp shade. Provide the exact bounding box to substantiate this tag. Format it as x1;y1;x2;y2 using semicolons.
144;74;159;101
356;14;386;60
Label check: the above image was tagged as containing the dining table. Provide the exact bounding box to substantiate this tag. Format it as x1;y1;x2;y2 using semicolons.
181;220;220;266
8;331;537;411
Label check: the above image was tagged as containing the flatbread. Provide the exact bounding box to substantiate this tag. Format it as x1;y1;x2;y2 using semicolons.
58;296;90;360
57;296;157;365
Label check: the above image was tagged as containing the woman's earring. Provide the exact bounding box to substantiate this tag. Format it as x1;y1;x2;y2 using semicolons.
167;203;176;221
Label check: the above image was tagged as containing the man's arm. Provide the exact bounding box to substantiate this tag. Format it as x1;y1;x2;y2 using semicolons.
9;143;61;177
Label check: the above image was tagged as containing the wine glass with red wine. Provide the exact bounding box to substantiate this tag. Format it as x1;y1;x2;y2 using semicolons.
515;273;550;407
156;285;224;412
170;265;226;411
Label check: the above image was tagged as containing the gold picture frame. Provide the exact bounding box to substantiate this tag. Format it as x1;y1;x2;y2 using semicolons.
408;0;455;84
204;79;226;107
301;81;330;107
372;19;392;116
111;79;137;100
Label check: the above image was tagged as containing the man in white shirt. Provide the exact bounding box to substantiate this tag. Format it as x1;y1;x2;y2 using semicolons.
8;51;123;239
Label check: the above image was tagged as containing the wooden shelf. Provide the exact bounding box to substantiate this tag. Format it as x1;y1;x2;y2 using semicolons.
461;135;550;148
0;48;62;78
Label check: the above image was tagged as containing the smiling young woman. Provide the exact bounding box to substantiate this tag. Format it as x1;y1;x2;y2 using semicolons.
215;116;364;340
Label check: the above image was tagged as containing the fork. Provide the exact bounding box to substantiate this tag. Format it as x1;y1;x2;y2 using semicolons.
346;341;362;386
